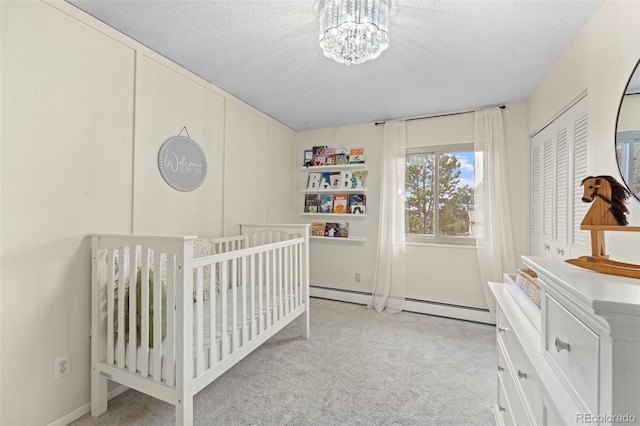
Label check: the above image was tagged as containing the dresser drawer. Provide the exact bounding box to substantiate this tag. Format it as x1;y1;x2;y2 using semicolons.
497;375;515;426
544;293;599;413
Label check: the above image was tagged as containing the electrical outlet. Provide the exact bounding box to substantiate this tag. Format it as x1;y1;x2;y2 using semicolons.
54;355;70;379
355;273;361;282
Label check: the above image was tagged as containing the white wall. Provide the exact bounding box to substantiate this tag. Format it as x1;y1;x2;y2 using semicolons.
528;0;640;263
296;104;529;309
0;1;296;424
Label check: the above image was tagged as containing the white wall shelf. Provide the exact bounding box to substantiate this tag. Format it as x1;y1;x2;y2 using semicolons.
301;189;366;194
301;213;366;218
301;163;366;171
310;236;366;242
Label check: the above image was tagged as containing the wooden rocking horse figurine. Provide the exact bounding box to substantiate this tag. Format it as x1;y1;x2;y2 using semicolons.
565;175;640;279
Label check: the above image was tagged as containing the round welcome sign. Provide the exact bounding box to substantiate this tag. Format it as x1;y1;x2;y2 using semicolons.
158;136;207;192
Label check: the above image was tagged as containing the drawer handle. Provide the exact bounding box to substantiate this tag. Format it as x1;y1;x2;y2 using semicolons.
554;337;571;352
497;365;504;372
497;326;509;333
544;244;550;251
556;248;564;256
517;370;527;380
498;405;506;412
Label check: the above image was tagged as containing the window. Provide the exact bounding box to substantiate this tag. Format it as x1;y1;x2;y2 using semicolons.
405;143;477;245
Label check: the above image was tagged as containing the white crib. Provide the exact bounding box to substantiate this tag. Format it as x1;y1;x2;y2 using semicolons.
90;224;310;425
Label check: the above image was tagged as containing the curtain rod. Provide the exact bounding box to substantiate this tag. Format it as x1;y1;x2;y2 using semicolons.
374;105;506;126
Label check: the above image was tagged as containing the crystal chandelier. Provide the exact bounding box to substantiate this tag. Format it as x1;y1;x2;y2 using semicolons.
317;0;390;65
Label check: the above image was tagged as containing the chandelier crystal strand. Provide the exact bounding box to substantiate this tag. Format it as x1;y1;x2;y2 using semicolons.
318;0;390;65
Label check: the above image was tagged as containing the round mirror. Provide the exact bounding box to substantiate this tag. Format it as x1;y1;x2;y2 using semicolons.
616;59;640;202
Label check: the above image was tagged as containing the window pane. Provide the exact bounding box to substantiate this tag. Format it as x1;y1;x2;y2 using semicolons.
405;153;434;235
437;151;474;237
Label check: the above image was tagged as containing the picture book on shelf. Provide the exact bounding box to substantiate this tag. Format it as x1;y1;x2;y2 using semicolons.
352;170;368;189
304;194;320;213
303;149;313;167
319;172;333;190
312;145;327;166
349;148;365;164
335;146;350;155
324;222;340;237
338;222;349;238
307;172;322;189
335;154;349;165
311;222;326;237
348;194;366;214
324;148;335;165
341;171;354;189
332;194;348;213
330;172;342;189
319;194;334;213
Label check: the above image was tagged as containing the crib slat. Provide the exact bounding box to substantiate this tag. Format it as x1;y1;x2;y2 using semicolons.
250;254;256;340
221;262;228;359
166;254;175;387
272;249;277;325
265;250;272;328
152;253;162;382
116;248;126;369
278;247;284;319
107;251;115;366
195;267;204;377
128;247;138;373
241;256;248;346
209;263;217;368
258;252;264;334
284;247;291;315
140;249;150;377
231;258;238;352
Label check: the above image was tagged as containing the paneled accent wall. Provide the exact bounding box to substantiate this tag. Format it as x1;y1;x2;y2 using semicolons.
0;2;296;425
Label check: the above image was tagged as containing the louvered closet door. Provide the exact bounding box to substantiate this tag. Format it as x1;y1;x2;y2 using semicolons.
571;113;589;256
529;95;588;258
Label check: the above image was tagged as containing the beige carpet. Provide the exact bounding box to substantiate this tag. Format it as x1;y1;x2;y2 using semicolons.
72;297;496;425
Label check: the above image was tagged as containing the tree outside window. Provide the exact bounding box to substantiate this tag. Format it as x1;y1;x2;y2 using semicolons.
405;144;476;244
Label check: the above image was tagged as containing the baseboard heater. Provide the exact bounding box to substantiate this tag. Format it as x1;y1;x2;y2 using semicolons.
310;285;495;325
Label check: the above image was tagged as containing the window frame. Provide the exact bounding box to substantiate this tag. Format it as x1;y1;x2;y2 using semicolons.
405;143;477;246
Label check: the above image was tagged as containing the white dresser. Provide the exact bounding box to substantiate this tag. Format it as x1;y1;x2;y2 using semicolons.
489;256;640;425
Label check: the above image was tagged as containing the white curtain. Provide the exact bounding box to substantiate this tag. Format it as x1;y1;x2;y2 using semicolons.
474;108;517;317
368;120;407;313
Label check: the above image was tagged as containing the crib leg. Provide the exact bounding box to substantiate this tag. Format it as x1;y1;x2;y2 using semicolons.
91;369;108;417
175;396;193;426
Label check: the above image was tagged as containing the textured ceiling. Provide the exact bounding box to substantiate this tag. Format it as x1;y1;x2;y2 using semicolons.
67;0;603;132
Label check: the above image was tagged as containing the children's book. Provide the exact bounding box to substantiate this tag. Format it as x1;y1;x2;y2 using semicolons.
311;222;326;237
335;146;350;156
348;194;366;214
307;172;322;190
330;172;342;189
352;170;368;189
303;149;313;167
324;223;340;237
319;194;334;213
332;194;348;214
349;148;365;164
338;223;349;238
341;171;354;189
304;194;319;213
324;148;335;165
319;172;333;190
335;154;349;165
312;146;327;166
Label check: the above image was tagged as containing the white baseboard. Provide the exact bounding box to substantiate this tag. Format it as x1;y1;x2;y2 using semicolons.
47;385;129;426
310;285;495;325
